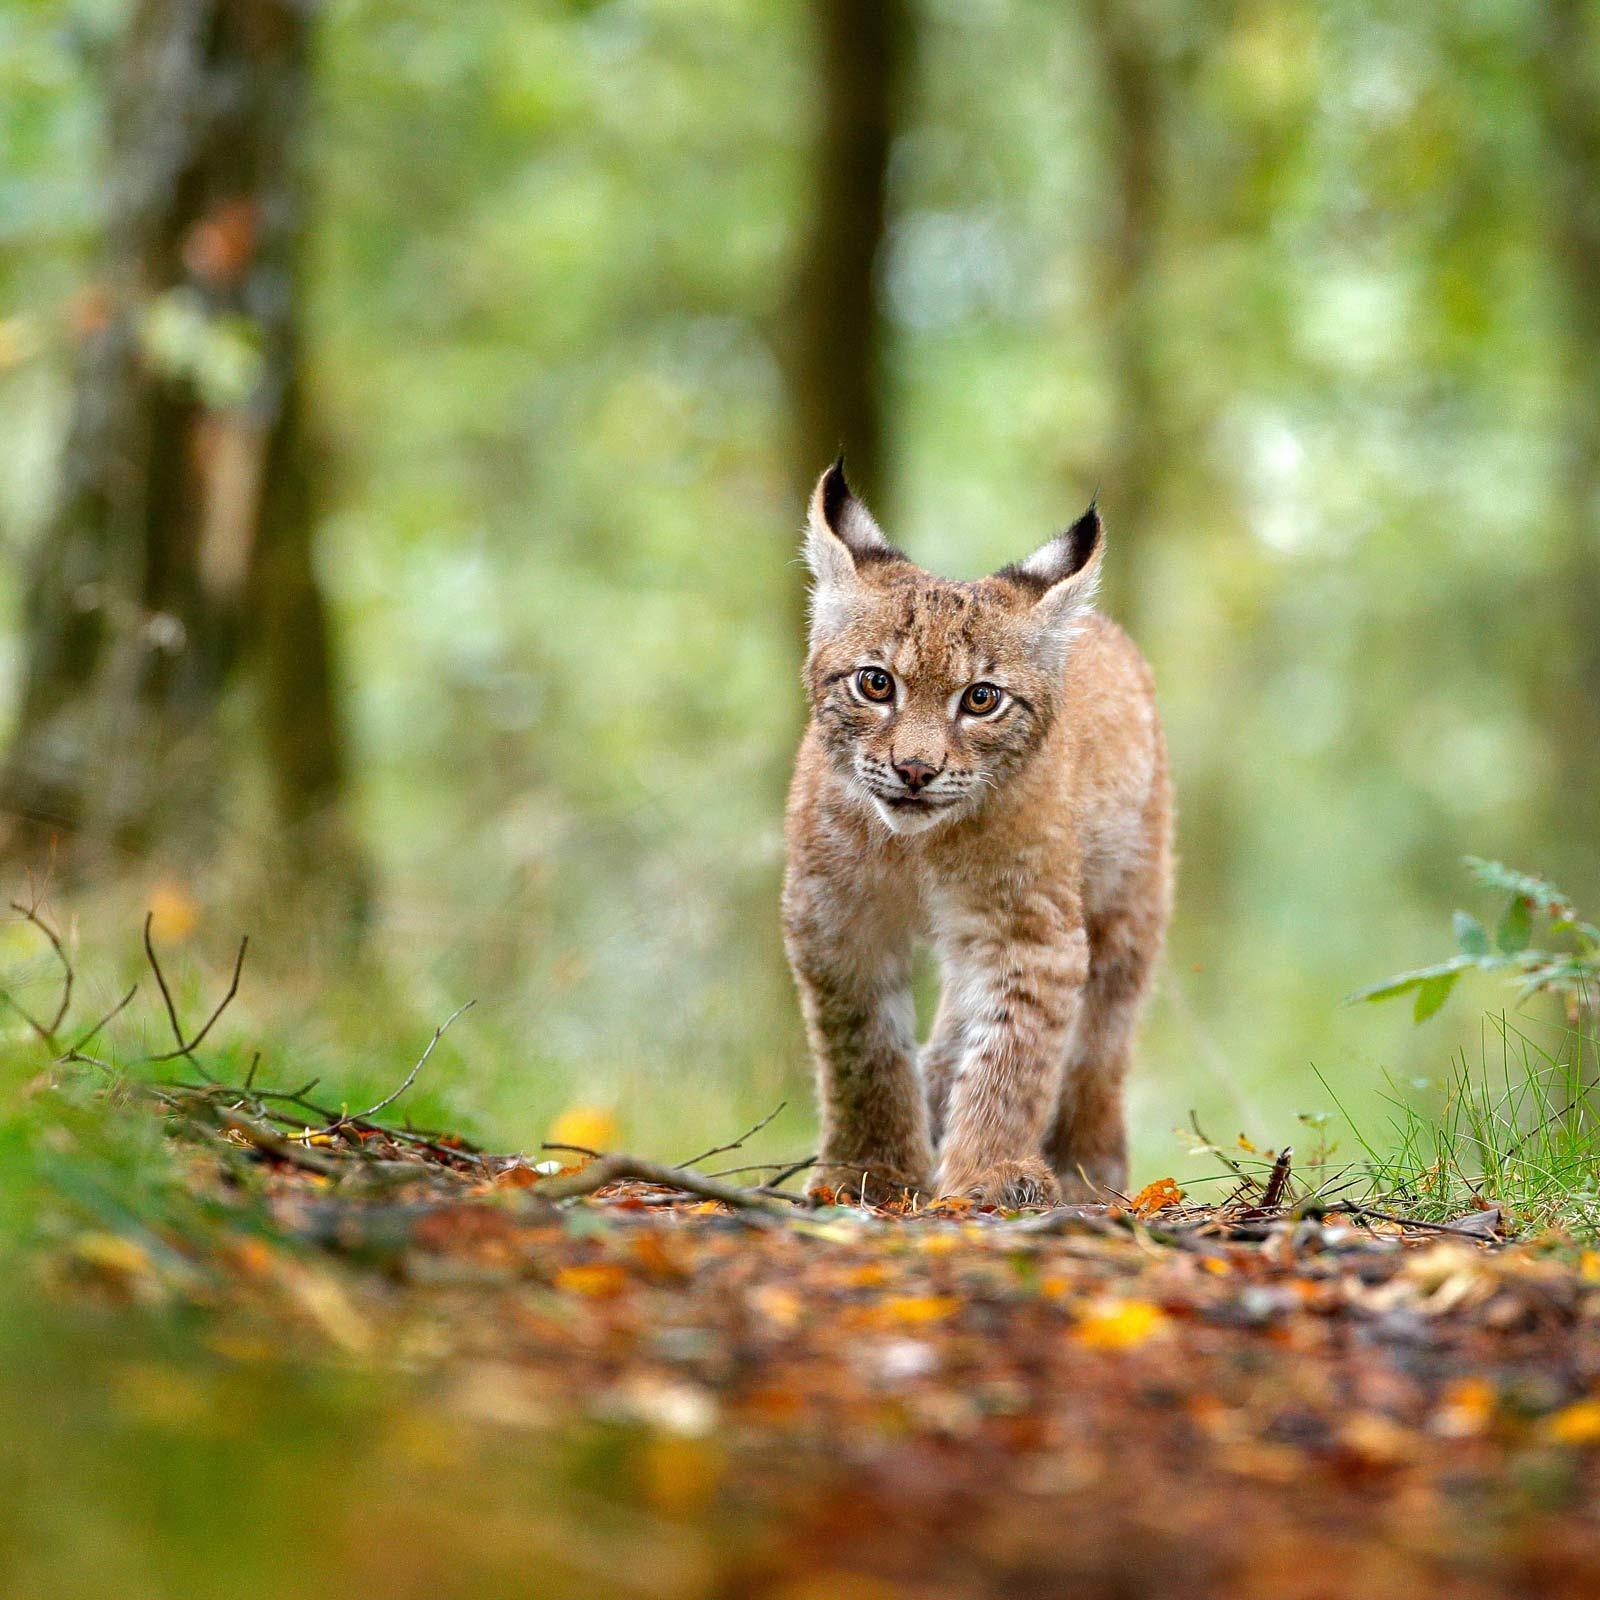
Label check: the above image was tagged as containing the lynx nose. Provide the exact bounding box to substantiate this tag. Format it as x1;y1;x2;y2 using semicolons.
893;757;939;793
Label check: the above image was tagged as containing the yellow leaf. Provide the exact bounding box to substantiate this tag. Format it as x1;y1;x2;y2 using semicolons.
1074;1298;1167;1350
111;1362;219;1432
1545;1399;1600;1445
841;1262;890;1288
875;1295;958;1327
545;1105;618;1154
1579;1250;1600;1284
554;1263;628;1299
639;1434;723;1516
147;883;199;943
71;1232;154;1279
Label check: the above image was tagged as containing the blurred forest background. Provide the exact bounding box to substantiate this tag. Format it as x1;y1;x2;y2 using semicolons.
2;0;1597;1179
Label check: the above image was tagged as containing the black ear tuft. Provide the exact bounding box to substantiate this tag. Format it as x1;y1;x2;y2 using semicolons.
819;453;851;532
1059;499;1103;580
994;496;1106;596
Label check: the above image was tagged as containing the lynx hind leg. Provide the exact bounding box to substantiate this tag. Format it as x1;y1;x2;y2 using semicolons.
1048;892;1165;1204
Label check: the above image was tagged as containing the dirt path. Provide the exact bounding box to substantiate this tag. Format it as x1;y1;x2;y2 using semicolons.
53;1147;1600;1600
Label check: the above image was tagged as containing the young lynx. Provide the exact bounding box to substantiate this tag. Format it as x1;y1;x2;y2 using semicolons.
782;462;1173;1209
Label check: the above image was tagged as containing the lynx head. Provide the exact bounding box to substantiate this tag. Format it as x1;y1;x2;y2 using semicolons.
801;459;1103;837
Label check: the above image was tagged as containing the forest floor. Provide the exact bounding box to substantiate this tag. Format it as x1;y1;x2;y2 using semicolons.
28;1096;1600;1600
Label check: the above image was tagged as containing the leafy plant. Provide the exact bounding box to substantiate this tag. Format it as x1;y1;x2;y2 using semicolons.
1350;858;1600;1023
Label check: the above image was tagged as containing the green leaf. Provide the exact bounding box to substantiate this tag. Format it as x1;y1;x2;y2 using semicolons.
1345;956;1476;1006
1496;897;1533;955
1412;970;1460;1023
1466;858;1573;917
1453;910;1490;956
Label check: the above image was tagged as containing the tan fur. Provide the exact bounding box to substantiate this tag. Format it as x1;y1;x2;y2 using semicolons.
782;464;1173;1208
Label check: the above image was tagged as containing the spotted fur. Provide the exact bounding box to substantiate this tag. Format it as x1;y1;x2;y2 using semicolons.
782;463;1173;1208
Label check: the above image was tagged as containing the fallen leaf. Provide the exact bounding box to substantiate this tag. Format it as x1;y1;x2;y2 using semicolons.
71;1232;154;1281
1073;1298;1167;1350
1432;1377;1496;1438
554;1263;628;1299
1130;1176;1184;1216
545;1105;618;1154
1544;1399;1600;1445
147;882;199;943
639;1434;723;1516
873;1295;959;1328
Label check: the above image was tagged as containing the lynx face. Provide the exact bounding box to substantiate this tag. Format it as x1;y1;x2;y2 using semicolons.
801;461;1102;837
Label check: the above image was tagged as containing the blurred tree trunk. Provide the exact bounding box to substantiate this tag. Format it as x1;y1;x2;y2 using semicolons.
1081;0;1166;636
1533;0;1600;901
782;0;907;522
0;0;367;918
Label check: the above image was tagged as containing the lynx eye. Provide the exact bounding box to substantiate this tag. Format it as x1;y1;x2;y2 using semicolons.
856;667;895;703
960;682;1003;717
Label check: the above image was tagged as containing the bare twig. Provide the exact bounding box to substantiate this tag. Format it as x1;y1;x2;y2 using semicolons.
141;930;248;1065
61;983;140;1059
9;899;72;1041
0;989;57;1050
206;1104;342;1176
1330;1202;1501;1240
142;912;186;1053
541;1141;604;1160
324;1000;475;1133
763;1154;819;1189
705;1156;816;1180
531;1153;796;1216
680;1100;787;1168
1260;1145;1294;1210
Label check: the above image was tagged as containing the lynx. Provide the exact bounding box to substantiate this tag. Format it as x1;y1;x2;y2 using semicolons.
782;461;1173;1209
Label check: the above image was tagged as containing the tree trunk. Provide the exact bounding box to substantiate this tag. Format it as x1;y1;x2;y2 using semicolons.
1081;0;1165;635
1533;0;1600;903
782;0;907;523
0;0;366;916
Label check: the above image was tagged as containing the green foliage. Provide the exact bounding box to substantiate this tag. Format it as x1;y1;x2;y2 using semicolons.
1314;1010;1600;1239
1350;858;1600;1023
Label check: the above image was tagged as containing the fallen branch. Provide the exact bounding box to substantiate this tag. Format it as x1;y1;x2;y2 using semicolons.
1327;1201;1502;1241
532;1153;799;1216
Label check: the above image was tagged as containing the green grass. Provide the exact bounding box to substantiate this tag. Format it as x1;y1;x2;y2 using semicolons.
1306;1007;1600;1238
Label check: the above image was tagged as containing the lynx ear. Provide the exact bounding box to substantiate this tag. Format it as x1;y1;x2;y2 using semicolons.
803;457;897;637
1001;500;1104;659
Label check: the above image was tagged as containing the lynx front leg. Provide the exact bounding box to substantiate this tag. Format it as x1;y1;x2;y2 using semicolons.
920;992;966;1150
934;905;1088;1210
784;915;932;1205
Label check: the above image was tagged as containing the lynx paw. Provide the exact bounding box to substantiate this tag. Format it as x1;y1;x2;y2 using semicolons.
942;1157;1061;1212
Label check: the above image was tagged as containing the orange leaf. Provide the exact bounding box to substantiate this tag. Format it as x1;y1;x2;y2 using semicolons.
1129;1176;1184;1216
553;1263;628;1299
